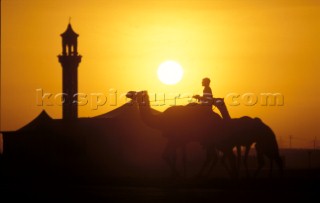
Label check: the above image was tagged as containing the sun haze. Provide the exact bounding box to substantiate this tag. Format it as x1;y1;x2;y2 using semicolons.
1;0;320;148
157;61;184;85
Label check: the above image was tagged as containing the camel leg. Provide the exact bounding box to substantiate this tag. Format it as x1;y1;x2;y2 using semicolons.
162;143;179;178
182;145;187;178
268;159;273;178
198;147;214;177
224;150;237;178
244;145;251;178
275;155;284;177
236;145;241;172
230;151;238;178
205;148;219;177
254;145;265;178
220;152;232;177
266;153;283;178
197;147;215;177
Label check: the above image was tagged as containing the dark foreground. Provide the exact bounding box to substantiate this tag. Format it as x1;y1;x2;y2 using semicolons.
1;169;320;203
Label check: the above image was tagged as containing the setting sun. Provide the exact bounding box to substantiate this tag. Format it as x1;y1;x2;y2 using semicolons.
157;61;184;85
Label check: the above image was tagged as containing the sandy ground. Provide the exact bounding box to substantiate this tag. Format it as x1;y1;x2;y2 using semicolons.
1;169;319;202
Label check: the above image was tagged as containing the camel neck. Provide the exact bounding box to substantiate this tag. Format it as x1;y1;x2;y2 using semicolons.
216;100;231;120
137;94;162;130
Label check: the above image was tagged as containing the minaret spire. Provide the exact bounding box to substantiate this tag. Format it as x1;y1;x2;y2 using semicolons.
58;23;82;120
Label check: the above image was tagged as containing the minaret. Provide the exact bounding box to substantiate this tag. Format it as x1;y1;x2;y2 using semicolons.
58;23;81;120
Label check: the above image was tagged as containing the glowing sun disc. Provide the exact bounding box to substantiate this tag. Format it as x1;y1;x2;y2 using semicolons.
157;61;184;85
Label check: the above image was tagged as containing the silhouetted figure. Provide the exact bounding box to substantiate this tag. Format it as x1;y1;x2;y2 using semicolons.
192;78;231;120
193;77;214;105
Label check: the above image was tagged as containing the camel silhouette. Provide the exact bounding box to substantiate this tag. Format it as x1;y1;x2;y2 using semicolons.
126;91;283;178
202;118;284;178
200;100;284;177
126;90;238;177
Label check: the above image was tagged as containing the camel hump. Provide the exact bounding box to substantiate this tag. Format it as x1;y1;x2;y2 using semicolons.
240;116;252;120
254;117;262;122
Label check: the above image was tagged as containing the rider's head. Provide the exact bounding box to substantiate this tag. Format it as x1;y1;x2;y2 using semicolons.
202;77;211;87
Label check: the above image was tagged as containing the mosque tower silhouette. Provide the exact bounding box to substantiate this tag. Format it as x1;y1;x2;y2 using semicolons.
58;23;81;120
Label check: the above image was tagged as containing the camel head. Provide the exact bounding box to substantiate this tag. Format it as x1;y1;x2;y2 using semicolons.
126;91;137;100
126;90;149;106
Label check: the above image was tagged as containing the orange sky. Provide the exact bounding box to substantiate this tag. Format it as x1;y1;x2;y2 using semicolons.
1;0;320;149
